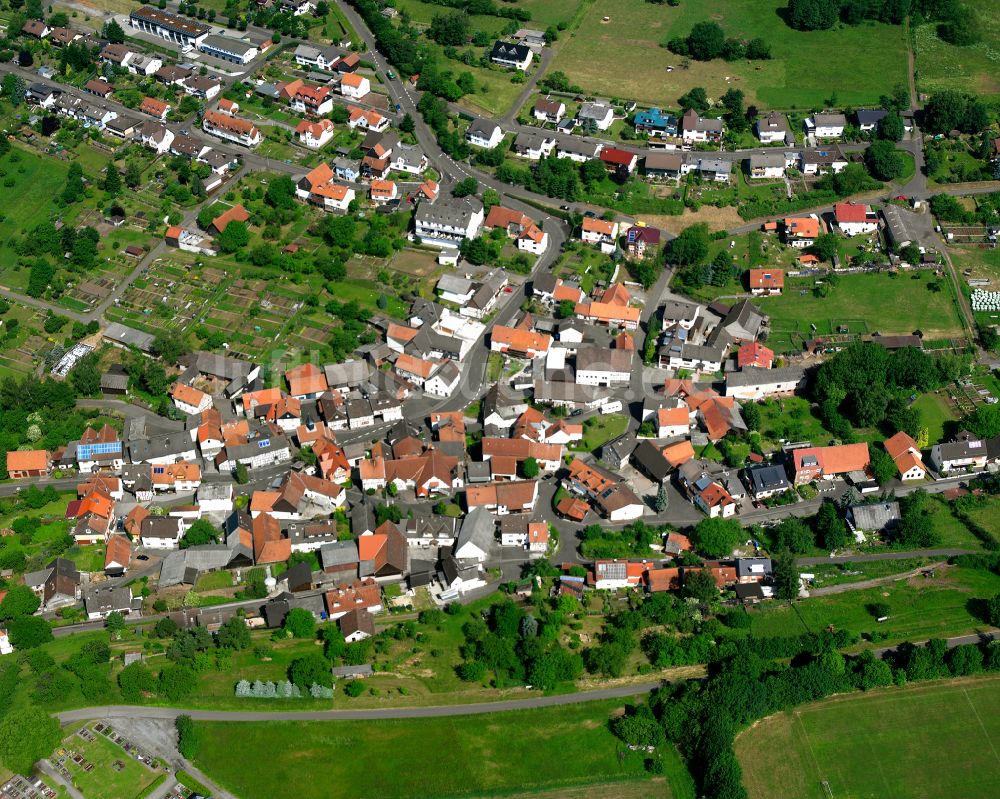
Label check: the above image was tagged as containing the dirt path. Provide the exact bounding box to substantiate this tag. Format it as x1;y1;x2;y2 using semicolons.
807;561;948;597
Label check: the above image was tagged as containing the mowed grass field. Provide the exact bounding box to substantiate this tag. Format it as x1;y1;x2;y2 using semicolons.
748;565;1000;645
758;271;965;352
914;0;1000;98
193;700;675;799
0;146;72;274
551;0;908;108
736;676;1000;799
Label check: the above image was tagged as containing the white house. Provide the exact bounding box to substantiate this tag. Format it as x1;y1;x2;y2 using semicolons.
756;111;791;144
466;119;504;149
807;112;847;139
575;348;632;387
140;517;185;550
424;361;461;398
453;506;494;562
490;41;533;71
296;118;336;149
577;102;614;131
339;73;370;99
834;202;879;236
170;383;212;415
724;366;805;400
414;196;485;245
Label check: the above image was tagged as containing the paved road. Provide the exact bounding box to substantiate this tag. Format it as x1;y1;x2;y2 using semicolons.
55;681;662;723
501;47;553;127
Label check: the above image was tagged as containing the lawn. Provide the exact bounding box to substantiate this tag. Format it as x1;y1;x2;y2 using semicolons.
570;413;630;452
757;396;832;450
747;564;1000;646
758;271;965;353
914;0;1000;99
551;0;908;109
736;675;1000;799
57;724;162;799
911;391;957;445
0;145;72;274
193;699;673;799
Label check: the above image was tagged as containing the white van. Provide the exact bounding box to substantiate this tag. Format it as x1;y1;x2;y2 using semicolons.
600;401;623;415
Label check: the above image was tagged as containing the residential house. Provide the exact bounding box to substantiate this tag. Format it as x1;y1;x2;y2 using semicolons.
748;153;786;179
800;147;848;175
466;119;504;149
855;108;888;132
745;464;791;499
884;431;927;481
199;34;258;64
484;206;548;254
557;137;603;162
930;433;988;474
415;196;484;245
290;82;334;115
491;326;551;359
512;130;556;160
6;450;51;479
575;347;632;386
592;560;645;591
293;42;343;70
737;340;775;370
296;118;335;148
580;217;619;254
634;107;677;137
834;202;879;236
749;268;784;296
296;163;355;211
390;143;428;174
141;516;185;550
139;97;170;120
84;79;114;99
792;443;871;485
169;382;213;415
808;112;847;139
681;108;724;142
466;480;539;516
783;216;822;248
139;121;174;154
324;579;383;620
453;506;495;561
644;152;686;181
600;147;638;176
104;535;131;577
21;19;51;38
693;157;731;183
534;97;565;123
181;76;222;99
577;102;614;131
756;111;791;144
725;365;804;399
347;106;390;132
370;179;399;204
490;41;533;70
625;225;661;259
202;110;261;147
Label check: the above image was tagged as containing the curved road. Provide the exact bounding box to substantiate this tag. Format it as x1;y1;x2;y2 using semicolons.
55;681;662;723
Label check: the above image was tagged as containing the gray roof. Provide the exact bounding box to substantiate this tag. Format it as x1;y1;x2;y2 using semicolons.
856;108;888;126
186;351;256;380
849;502;900;531
103;323;155;352
437;273;474;295
323;360;371;387
455;506;495;554
661;299;700;323
467;118;500;138
100;372;129;391
813;112;847;127
644;152;685;172
84;584;134;615
578;102;612;121
735;557;773;579
128;432;193;462
319;540;359;569
415;196;483;228
533;378;607;405
746;464;790;494
748;153;787;169
726;365;805;388
576;346;633;373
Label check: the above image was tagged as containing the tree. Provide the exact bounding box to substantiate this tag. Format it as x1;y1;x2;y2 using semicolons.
987;592;1000;627
181;518;218;548
772;550;800;600
556;299;576;319
666;223;709;265
1;74;25;107
938;4;981;46
869;444;898;485
264;175;297;210
105;611;126;638
427;12;469;46
452;177;478;197
175;715;200;758
8;616;52;649
18;50;33;68
216;616;251;650
815;500;848;550
677;87;709;114
682;569;718;603
877;112;905;142
399;113;415;134
218;220;250;253
808;233;839;263
865;139;904;181
654;483;669;513
62;163;85;204
0;585;40;620
289;653;332;688
692;517;742;558
103;19;126;43
235;463;249;484
522;457;540;479
741;401;761;432
746;37;772;60
773;517;814;554
158;664;197;701
787;0;839;31
686;21;725;60
103;161;121;196
0;707;62;775
117;662;155;702
283;608;316;639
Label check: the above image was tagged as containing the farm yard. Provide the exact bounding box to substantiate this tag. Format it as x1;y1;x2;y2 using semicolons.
756;271;966;353
736;676;1000;799
550;0;909;109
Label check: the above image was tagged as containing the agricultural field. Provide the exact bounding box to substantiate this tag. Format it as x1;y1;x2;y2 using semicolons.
736;676;1000;799
756;271;965;353
914;0;1000;99
551;0;908;109
192;699;674;799
747;564;1000;646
